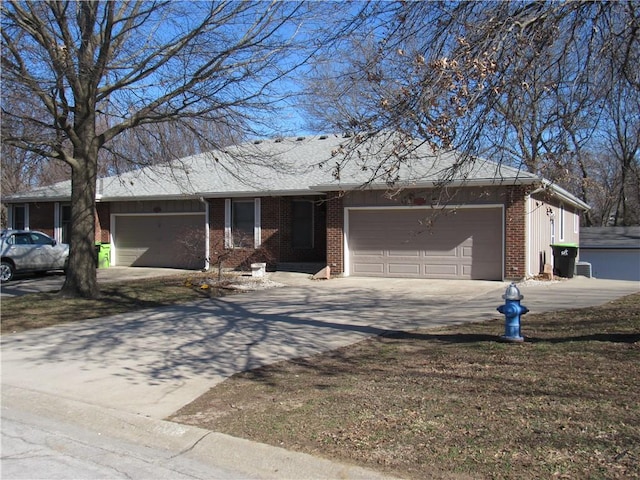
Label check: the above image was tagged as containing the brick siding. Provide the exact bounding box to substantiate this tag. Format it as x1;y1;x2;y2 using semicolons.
504;185;530;280
207;196;326;271
325;193;344;275
28;203;55;237
95;203;110;243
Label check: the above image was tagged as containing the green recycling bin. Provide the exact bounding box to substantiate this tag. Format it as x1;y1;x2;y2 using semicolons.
551;243;578;278
96;243;111;269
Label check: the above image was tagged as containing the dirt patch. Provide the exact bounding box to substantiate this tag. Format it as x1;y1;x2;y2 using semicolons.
170;293;640;480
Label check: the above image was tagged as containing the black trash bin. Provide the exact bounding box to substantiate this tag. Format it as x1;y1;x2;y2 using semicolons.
551;244;579;278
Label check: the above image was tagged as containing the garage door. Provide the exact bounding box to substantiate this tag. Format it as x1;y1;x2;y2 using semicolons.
348;208;502;280
114;214;206;269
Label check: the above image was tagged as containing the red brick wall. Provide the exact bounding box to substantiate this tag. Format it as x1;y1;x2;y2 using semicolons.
26;202;111;244
258;196;280;265
95;203;110;243
28;203;55;237
325;193;344;275
207;198;277;269
207;197;326;271
504;185;529;280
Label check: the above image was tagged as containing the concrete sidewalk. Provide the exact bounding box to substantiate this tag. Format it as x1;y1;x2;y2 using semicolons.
1;275;638;478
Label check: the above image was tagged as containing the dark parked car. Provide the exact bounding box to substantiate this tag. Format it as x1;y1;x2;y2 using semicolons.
0;229;69;282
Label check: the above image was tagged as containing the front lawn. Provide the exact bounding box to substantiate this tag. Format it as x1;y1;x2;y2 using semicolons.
170;293;640;480
1;273;230;334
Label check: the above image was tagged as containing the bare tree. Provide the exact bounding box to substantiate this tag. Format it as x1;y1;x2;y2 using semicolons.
1;1;351;298
301;1;640;221
599;7;640;226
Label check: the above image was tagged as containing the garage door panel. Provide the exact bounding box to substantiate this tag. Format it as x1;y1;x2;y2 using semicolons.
115;215;205;269
424;248;458;257
356;248;385;255
349;208;502;280
425;264;459;276
388;249;420;257
389;264;421;275
353;263;385;274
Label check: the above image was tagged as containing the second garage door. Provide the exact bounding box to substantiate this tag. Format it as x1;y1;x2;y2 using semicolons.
348;207;503;280
114;214;206;269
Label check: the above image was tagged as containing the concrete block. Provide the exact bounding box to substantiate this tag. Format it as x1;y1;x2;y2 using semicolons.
312;266;331;280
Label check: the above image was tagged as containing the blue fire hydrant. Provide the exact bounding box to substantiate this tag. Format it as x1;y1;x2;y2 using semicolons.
497;283;528;342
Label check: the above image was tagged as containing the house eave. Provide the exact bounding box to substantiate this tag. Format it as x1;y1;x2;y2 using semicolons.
540;180;591;211
1;195;71;203
309;177;541;192
198;189;325;199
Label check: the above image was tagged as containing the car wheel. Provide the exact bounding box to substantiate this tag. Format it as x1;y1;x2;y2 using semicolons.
0;261;15;282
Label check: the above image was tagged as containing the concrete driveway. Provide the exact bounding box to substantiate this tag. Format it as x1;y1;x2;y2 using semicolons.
2;275;638;420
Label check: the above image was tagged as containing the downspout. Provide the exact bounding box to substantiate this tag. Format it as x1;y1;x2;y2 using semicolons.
198;197;210;271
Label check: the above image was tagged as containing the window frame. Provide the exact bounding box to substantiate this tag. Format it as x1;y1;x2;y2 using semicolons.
224;198;261;249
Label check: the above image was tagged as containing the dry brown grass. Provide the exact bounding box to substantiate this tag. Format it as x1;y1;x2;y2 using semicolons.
0;273;228;334
170;294;640;480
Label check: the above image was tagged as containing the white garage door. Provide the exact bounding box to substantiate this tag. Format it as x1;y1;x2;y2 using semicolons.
348;208;503;280
114;214;206;269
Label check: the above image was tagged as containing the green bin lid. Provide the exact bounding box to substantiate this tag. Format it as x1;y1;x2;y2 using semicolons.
550;243;578;248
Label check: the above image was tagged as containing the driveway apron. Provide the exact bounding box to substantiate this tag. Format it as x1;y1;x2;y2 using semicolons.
2;277;638;419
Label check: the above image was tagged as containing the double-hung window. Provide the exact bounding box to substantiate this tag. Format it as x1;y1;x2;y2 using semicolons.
225;198;261;248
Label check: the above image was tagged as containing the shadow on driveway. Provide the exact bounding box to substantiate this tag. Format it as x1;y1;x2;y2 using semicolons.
1;283;500;417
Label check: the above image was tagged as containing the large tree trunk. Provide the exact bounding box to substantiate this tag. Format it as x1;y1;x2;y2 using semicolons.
60;100;100;299
60;159;99;299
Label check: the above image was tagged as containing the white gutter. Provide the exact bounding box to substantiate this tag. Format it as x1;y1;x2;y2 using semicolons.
541;179;591;211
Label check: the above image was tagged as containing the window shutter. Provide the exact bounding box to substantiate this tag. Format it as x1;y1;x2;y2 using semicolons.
224;199;232;248
254;198;261;247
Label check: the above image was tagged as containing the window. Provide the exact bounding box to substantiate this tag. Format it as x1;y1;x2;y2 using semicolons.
550;218;556;245
12;205;26;230
225;199;261;248
60;204;72;244
292;200;314;249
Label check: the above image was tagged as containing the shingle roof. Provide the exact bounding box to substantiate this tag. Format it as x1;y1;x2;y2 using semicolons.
4;134;540;202
580;226;640;249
